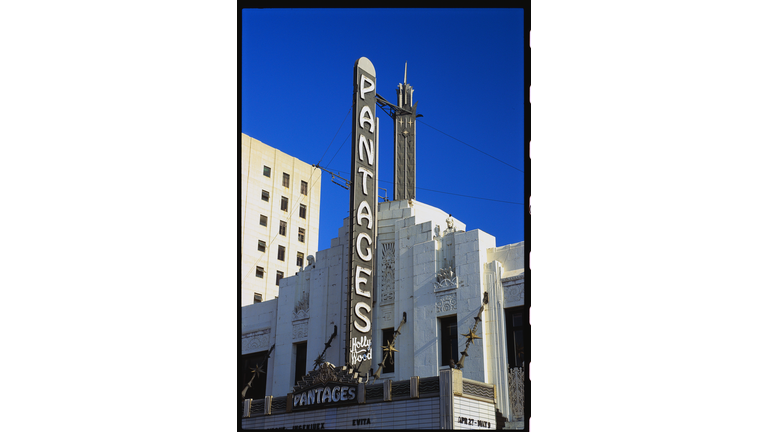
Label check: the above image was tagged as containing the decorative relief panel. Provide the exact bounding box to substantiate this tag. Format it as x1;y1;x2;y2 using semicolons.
509;366;525;421
293;291;310;321
381;305;394;324
242;328;270;354
435;292;457;315
433;273;458;292
434;256;457;292
380;242;395;305
503;276;524;307
292;320;308;340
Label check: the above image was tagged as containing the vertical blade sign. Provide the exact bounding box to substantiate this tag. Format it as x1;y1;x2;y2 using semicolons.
348;57;377;374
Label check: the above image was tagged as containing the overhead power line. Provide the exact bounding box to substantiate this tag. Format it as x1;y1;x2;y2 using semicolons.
326;131;352;168
317;165;522;205
417;120;524;174
316;105;352;166
413;185;523;205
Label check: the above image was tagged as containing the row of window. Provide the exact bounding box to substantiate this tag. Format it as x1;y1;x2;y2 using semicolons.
257;227;306;246
284;322;436;381
255;266;284;285
263;166;309;194
272;247;304;266
261;191;309;216
254;251;305;278
242;306;527;399
378;309;526;376
258;205;306;227
259;217;306;241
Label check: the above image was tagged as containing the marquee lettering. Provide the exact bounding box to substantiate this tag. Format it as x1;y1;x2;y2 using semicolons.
349;335;372;363
359;75;375;99
323;387;331;403
356;233;372;262
457;416;492;428
291;422;325;429
357;167;373;195
359;106;374;133
355;266;371;298
353;303;371;333
292;384;357;408
358;135;374;165
356;200;373;227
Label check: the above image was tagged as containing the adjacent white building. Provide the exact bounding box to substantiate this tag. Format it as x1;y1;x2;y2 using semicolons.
241;134;322;305
241;198;527;429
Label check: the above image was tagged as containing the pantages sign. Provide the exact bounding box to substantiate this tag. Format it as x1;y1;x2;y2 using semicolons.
347;57;378;375
290;362;361;410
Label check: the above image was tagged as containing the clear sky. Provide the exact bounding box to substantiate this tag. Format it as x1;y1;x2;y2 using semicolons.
242;8;525;251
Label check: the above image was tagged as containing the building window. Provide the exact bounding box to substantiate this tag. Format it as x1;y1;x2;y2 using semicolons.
279;220;287;236
254;292;263;303
293;342;308;386
259;215;268;227
257;240;266;252
299;204;307;219
301;180;308;195
283;173;290;188
296;252;304;267
242;350;269;400
382;328;395;374
255;266;264;278
276;270;283;285
440;316;459;367
281;196;288;211
298;228;305;243
506;306;527;368
263;166;271;178
277;245;285;261
261;190;270;202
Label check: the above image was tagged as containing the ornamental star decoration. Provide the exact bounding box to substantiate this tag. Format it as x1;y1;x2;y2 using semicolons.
250;363;265;378
462;329;482;345
382;340;398;364
313;354;325;370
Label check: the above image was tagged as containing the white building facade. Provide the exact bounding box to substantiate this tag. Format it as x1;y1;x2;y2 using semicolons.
241;134;322;305
241;199;527;429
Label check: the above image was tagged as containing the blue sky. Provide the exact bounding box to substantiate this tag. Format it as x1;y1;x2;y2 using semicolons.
242;8;525;251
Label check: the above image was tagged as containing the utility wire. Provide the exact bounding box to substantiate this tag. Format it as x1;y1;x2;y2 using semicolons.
326;131;352;168
317;165;523;205
316;105;352;166
417;119;524;174
414;185;523;205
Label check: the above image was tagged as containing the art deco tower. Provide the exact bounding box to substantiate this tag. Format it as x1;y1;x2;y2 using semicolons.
393;64;418;201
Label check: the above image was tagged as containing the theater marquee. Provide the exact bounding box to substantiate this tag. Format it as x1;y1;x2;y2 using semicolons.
347;57;378;375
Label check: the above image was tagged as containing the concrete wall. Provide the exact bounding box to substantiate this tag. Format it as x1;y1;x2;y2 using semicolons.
487;241;525;279
242;198;525;420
